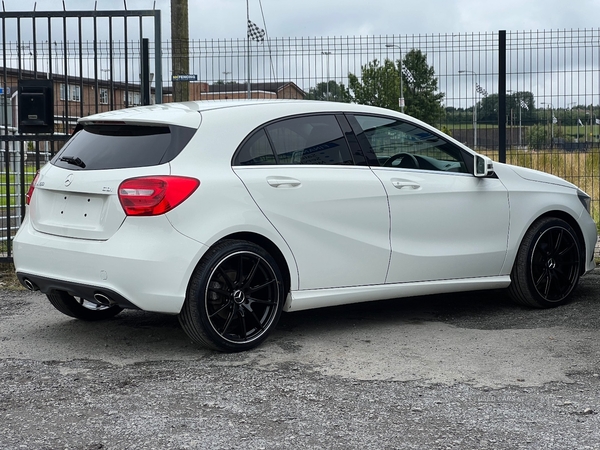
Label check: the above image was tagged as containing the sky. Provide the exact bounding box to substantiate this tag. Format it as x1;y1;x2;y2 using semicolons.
2;0;598;41
1;0;597;110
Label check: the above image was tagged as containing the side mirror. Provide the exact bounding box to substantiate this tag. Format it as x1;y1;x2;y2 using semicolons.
474;154;494;177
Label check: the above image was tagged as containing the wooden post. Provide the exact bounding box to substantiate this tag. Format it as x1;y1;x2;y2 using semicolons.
171;0;189;102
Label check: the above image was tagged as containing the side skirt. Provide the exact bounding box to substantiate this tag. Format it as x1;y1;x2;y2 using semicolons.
283;276;511;312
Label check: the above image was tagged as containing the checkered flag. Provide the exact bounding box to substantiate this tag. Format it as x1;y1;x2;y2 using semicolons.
247;20;265;42
476;83;488;97
402;66;415;83
519;99;529;110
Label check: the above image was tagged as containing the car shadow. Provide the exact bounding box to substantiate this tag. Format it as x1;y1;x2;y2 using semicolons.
9;270;598;360
276;279;600;335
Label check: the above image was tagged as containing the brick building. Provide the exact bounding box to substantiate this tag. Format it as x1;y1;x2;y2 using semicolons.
2;68;306;133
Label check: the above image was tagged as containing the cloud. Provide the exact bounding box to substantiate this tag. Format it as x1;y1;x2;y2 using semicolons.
2;0;598;41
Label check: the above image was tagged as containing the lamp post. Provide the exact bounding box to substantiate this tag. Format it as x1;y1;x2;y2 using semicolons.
385;44;405;113
541;102;554;148
321;51;331;100
459;70;478;149
507;90;526;148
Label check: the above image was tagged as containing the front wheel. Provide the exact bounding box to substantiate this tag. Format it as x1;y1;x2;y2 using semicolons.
508;217;581;308
179;240;285;352
47;290;123;321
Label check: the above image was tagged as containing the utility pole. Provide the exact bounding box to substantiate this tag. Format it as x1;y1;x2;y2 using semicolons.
171;0;189;102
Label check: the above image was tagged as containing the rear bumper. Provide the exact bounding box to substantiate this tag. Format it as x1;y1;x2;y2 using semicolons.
13;215;207;314
16;273;140;309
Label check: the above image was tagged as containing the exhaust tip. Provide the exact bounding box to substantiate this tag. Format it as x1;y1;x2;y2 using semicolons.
93;293;112;306
23;278;38;291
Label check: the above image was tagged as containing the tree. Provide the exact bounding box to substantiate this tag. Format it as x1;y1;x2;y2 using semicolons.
347;50;445;126
305;80;351;102
527;124;548;150
401;49;445;125
348;59;399;110
478;93;498;124
478;91;535;124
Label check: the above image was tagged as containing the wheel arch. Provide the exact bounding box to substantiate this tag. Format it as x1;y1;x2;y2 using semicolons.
527;210;588;275
212;232;292;296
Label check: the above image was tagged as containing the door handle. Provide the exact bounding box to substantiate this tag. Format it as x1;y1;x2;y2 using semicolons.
266;176;302;188
391;179;421;190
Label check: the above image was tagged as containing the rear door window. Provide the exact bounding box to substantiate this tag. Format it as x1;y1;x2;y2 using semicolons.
266;115;354;165
233;114;355;166
233;129;277;166
51;124;196;170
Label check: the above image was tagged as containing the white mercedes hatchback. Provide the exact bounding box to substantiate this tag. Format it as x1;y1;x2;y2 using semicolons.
14;100;597;352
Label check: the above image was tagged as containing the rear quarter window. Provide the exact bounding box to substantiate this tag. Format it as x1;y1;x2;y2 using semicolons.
51;124;196;170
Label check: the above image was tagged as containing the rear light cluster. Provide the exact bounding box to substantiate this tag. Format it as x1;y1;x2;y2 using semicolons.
26;172;40;205
118;176;200;216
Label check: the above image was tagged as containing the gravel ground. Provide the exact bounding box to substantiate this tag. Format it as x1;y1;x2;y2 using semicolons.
1;269;600;449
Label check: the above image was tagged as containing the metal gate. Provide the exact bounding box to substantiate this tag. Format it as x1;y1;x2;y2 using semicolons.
0;6;162;261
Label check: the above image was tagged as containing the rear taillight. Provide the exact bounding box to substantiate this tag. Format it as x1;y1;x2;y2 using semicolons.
26;172;40;205
118;176;200;216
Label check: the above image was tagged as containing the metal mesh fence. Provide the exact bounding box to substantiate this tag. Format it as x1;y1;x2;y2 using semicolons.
176;30;600;229
0;27;599;259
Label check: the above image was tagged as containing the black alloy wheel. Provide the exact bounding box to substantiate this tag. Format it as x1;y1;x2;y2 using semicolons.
179;240;284;352
509;217;581;308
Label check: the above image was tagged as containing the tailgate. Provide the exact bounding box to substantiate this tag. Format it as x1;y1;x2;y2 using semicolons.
30;165;170;240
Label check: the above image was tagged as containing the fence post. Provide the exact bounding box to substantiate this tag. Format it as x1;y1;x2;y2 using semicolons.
498;30;506;163
141;38;151;105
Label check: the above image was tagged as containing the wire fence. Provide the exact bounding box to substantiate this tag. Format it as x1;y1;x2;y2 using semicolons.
151;29;600;232
1;27;599;259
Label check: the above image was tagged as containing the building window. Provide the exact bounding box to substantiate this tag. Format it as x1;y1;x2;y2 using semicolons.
124;91;141;106
59;84;81;102
100;88;108;105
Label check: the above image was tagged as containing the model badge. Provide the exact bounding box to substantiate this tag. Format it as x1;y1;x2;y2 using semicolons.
64;174;73;187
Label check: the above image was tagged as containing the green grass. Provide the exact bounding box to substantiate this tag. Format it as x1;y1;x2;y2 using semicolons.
0;171;37;208
480;148;600;230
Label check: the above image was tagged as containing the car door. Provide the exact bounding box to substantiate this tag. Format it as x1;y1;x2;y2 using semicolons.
349;114;510;283
232;114;391;290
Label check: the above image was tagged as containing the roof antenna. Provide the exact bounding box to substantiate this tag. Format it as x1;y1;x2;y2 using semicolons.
34;2;36;11
123;0;127;10
62;0;66;11
94;1;97;10
2;1;5;13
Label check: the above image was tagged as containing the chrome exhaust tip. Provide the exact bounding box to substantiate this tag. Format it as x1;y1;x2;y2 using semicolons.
93;293;112;306
23;278;38;291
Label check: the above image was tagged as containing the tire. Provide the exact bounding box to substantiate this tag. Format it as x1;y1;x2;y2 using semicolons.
179;240;285;352
46;290;124;321
508;217;581;308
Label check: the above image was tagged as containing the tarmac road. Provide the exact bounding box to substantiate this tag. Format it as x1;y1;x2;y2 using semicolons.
1;269;600;449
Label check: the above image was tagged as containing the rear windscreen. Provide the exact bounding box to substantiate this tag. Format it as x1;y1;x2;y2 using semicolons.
51;124;196;170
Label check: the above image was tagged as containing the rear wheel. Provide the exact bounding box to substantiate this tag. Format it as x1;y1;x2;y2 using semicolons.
179;240;285;352
508;217;581;308
46;290;123;321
